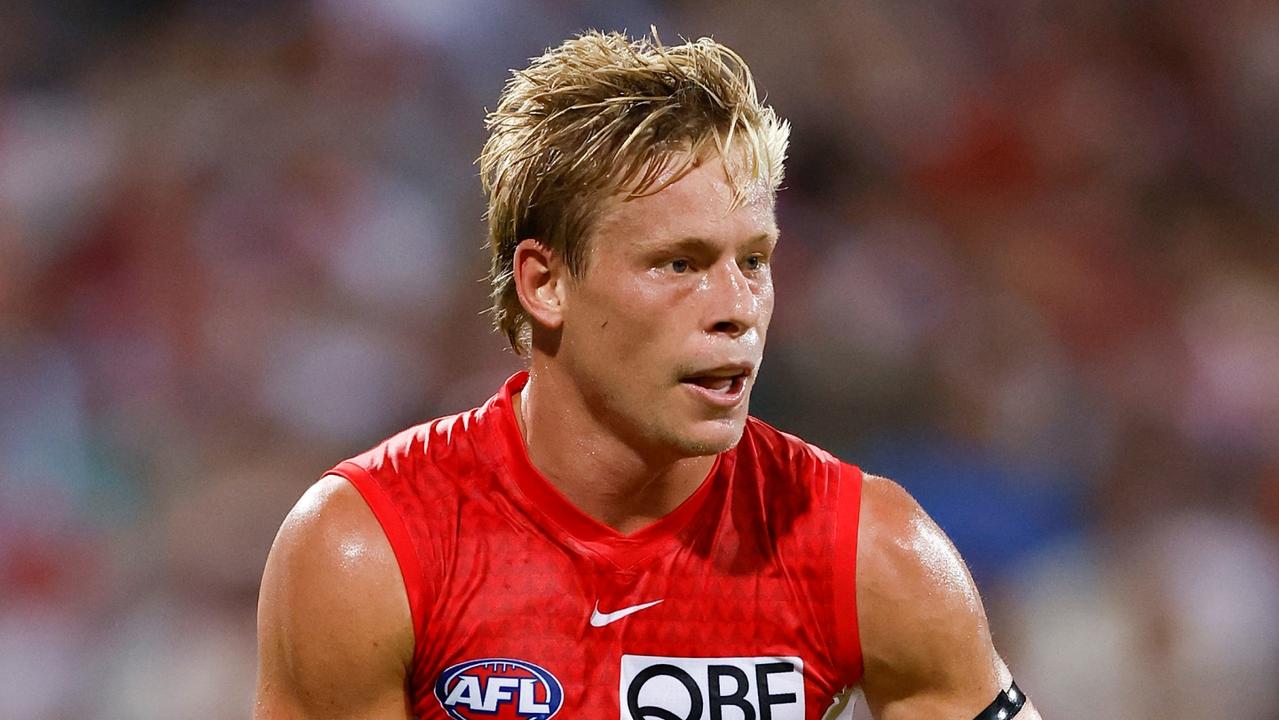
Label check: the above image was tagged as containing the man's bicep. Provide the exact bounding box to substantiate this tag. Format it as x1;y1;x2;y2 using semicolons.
855;475;1037;719
255;475;415;719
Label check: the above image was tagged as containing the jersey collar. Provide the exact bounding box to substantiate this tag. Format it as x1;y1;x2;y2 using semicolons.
489;371;727;569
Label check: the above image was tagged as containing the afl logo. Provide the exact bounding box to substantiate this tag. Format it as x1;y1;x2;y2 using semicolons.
434;658;564;720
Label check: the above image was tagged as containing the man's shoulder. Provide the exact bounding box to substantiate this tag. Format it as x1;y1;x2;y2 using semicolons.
856;473;962;581
852;473;1035;716
855;473;992;662
274;475;397;567
256;475;415;714
259;477;413;664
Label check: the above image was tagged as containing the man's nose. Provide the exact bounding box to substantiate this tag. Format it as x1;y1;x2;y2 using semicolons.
704;260;762;338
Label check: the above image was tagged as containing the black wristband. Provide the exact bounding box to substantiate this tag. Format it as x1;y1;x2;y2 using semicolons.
973;681;1026;720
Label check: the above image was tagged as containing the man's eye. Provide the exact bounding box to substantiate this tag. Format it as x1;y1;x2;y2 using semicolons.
670;259;690;273
744;255;765;271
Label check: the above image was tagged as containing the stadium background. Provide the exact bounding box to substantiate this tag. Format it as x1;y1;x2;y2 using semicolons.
2;1;1278;717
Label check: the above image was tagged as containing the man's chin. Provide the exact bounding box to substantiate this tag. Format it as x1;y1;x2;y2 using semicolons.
666;416;748;458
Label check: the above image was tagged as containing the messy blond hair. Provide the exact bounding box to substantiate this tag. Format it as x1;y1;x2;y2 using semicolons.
480;29;790;354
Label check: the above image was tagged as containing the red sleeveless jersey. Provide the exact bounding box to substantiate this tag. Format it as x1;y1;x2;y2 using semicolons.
328;372;864;719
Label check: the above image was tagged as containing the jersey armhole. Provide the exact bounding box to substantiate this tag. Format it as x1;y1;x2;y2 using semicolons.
328;460;429;657
833;462;864;685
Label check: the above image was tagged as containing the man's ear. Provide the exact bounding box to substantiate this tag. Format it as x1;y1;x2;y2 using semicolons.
513;238;568;331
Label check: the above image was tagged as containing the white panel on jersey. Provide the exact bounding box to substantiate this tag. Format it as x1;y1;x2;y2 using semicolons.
619;654;805;720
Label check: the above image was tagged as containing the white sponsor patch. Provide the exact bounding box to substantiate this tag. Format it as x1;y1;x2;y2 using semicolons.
619;654;805;720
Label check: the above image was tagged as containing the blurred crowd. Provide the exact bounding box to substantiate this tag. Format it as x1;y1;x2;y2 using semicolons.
1;1;1277;718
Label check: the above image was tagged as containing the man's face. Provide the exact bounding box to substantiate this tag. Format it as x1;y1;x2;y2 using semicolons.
557;153;778;458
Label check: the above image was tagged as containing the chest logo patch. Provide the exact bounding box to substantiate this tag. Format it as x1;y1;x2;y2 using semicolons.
435;658;563;720
620;654;806;720
591;599;664;627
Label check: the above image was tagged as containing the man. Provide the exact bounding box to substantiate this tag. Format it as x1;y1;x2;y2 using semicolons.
255;31;1039;720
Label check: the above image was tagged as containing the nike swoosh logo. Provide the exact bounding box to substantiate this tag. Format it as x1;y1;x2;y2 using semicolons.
589;599;663;627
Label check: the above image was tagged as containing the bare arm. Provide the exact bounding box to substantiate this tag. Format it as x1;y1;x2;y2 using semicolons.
857;475;1041;719
255;475;416;719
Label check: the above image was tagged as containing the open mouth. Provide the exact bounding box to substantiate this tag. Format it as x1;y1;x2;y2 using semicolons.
682;373;748;395
679;366;753;404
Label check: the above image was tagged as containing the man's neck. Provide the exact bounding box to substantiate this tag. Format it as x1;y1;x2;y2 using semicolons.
513;365;715;535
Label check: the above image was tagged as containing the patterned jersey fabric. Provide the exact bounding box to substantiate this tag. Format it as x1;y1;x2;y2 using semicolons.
329;372;864;719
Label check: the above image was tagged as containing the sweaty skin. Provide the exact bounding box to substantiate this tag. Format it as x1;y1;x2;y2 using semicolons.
512;154;776;533
254;152;1042;718
255;476;414;719
857;475;1042;719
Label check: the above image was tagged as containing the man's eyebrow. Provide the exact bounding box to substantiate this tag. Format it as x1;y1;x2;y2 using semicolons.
645;232;778;253
755;231;780;248
740;232;780;253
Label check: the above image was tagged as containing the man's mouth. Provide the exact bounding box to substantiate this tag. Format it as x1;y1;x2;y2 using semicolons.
682;373;748;394
679;365;754;404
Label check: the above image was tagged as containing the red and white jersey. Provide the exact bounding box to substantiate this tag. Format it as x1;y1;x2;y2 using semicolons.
329;372;864;719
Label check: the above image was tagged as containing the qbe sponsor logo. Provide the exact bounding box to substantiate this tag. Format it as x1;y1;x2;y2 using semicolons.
434;657;563;720
619;654;805;720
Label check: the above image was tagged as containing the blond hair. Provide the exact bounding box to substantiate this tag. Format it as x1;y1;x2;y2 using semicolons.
480;29;790;354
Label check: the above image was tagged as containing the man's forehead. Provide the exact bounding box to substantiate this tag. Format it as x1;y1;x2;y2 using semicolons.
597;154;776;231
631;148;773;202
